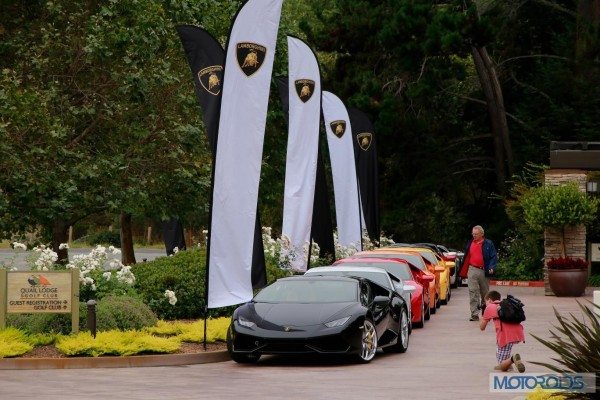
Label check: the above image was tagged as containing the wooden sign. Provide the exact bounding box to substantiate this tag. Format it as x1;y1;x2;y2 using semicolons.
1;269;79;332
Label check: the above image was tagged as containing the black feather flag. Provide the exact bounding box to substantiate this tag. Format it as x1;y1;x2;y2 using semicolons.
348;108;380;244
277;76;334;261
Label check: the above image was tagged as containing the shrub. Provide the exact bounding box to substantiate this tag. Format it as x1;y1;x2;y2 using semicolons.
145;317;230;343
79;295;157;332
132;248;290;320
588;274;600;287
7;302;87;334
494;232;543;281
56;330;180;357
67;245;136;302
521;183;598;258
132;249;208;320
525;387;567;400
530;302;600;398
0;328;33;358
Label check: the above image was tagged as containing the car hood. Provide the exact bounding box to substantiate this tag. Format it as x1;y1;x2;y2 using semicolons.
240;302;356;328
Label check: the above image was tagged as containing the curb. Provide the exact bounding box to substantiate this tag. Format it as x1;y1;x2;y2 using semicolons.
0;350;230;370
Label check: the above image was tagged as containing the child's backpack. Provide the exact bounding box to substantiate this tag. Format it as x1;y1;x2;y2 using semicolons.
497;294;526;323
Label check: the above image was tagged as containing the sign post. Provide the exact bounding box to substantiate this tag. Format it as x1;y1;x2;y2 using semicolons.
0;269;6;329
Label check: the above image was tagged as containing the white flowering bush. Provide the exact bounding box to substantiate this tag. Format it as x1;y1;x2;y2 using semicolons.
0;241;28;271
379;232;396;247
30;246;59;271
65;245;137;302
261;227;323;271
333;230;396;259
333;231;361;259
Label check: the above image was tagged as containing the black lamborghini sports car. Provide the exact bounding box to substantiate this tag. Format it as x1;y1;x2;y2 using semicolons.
227;275;409;363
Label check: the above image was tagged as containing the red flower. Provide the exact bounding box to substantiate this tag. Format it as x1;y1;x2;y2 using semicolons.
547;257;588;270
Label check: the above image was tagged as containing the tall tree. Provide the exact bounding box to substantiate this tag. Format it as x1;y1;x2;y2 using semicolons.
0;0;220;261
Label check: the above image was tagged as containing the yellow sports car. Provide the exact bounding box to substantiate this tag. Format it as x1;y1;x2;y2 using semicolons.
382;246;452;305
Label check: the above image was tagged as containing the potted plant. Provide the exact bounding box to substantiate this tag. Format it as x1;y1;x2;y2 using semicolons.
546;257;589;297
521;182;599;297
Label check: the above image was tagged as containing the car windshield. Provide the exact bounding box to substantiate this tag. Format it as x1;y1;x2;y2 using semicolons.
368;253;427;272
254;279;358;303
418;251;437;265
307;270;391;290
392;254;427;271
341;262;412;281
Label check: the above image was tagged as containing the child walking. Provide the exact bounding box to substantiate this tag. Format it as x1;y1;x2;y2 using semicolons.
480;290;526;372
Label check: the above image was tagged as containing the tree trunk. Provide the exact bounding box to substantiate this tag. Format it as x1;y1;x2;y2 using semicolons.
478;47;514;177
472;46;514;193
120;212;136;265
51;218;70;265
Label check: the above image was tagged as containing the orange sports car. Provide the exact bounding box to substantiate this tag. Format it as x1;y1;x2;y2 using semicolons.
386;246;452;305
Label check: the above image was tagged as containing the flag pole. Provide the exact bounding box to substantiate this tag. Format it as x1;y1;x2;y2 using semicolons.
357;186;364;251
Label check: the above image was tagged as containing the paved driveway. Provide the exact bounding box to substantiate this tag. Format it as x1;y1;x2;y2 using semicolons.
0;287;594;400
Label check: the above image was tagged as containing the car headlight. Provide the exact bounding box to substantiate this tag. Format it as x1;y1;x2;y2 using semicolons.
238;316;256;328
324;316;351;328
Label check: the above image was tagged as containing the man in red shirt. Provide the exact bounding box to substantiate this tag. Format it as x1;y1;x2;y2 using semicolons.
459;225;498;321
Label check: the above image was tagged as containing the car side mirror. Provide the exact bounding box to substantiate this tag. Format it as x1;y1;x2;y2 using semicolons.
373;295;389;307
422;275;435;282
435;266;445;272
403;284;416;293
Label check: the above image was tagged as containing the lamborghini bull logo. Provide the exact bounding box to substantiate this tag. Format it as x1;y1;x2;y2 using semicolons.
236;42;267;77
294;79;315;103
198;65;223;96
330;120;346;138
242;50;259;68
356;132;373;151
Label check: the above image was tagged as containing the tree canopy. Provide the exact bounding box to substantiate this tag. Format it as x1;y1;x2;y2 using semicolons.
1;0;598;253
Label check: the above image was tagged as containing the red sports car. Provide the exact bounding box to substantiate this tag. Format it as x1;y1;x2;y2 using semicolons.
352;251;438;317
333;258;432;328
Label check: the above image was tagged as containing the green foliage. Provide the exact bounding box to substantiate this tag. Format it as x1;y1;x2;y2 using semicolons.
80;296;158;332
8;296;156;334
265;256;295;281
132;249;209;320
7;303;87;334
521;183;599;232
0;328;33;358
383;194;467;246
132;248;293;320
146;318;230;343
86;231;121;247
78;268;139;303
27;333;56;346
495;232;543;281
56;330;180;357
0;0;211;242
588;274;600;288
1;318;229;358
530;302;600;399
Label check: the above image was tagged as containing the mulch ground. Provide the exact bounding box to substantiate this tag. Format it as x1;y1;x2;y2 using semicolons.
19;341;228;359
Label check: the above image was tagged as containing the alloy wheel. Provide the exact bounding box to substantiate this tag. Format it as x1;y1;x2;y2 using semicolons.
359;319;378;362
399;308;409;352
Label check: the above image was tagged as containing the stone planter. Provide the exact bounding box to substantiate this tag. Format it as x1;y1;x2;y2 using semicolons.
547;268;588;297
